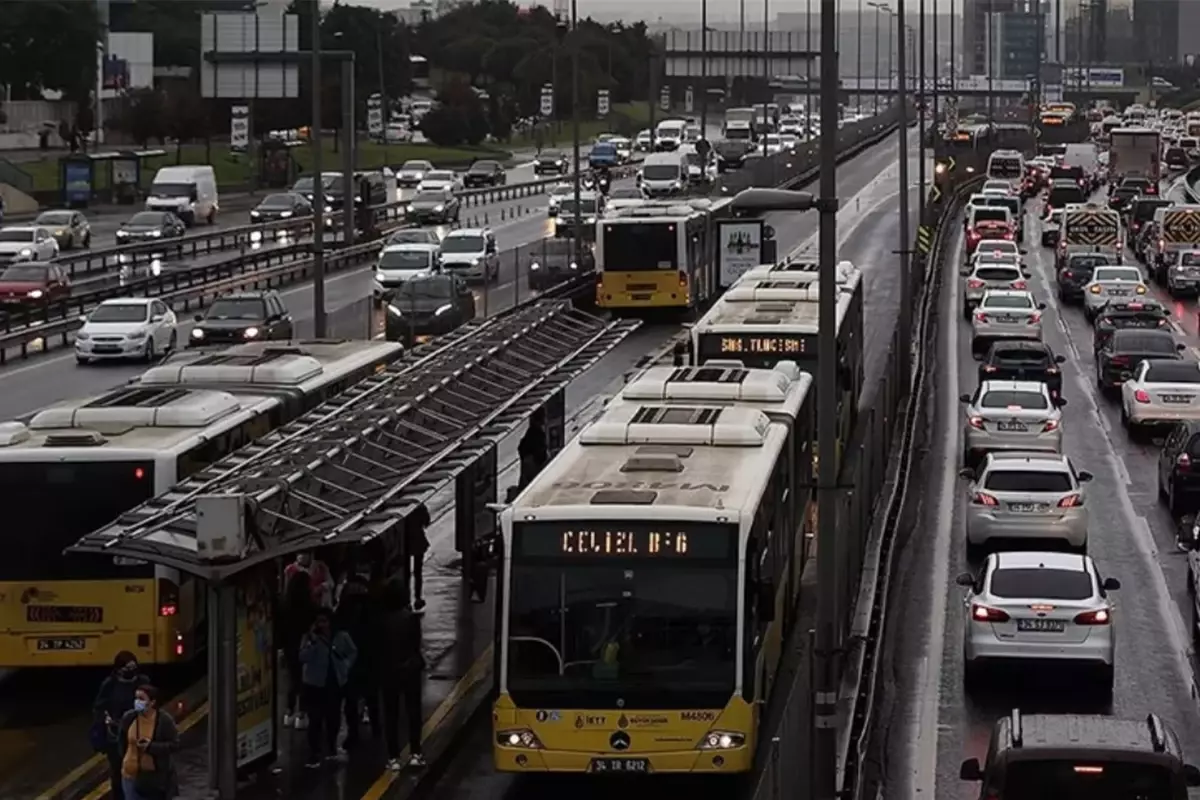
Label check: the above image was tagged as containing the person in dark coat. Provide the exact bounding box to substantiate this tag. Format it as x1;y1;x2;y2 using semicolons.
404;504;431;614
93;651;150;800
517;409;548;490
378;580;427;771
335;572;380;747
281;568;316;729
299;607;357;767
116;684;180;800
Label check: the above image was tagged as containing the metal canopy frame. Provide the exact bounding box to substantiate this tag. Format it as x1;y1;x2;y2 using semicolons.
69;302;640;580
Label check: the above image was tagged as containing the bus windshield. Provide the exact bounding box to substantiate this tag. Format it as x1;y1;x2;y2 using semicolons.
505;522;738;708
602;222;678;271
0;461;156;580
1001;759;1173;799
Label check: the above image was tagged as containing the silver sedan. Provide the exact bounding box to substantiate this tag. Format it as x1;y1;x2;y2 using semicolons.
961;263;1026;318
961;380;1065;465
970;289;1044;352
1120;358;1200;429
1082;265;1148;319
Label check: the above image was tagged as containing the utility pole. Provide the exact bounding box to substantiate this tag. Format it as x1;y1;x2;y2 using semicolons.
570;0;583;266
918;0;927;208
806;0;813;137
932;0;938;131
762;0;770;160
310;0;326;338
987;0;995;123
857;0;863;113
896;0;911;386
701;0;708;142
813;0;841;794
949;0;956;94
871;4;882;115
376;28;388;163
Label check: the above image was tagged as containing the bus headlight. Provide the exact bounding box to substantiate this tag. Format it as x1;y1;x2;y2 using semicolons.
496;729;544;749
697;731;745;750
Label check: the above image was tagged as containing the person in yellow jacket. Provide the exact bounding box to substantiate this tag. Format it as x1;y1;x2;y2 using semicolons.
117;685;180;800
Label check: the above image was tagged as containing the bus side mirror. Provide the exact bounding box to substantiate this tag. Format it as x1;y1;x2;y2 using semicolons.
756;580;776;623
959;758;984;782
1185;764;1200;787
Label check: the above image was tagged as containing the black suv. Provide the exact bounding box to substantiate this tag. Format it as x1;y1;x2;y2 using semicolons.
533;152;569;176
1125;197;1171;239
1160;420;1200;516
978;340;1066;399
1044;179;1087;216
1093;299;1171;356
382;273;477;345
188;290;294;347
1095;328;1184;392
1056;252;1117;303
528;238;596;292
961;709;1200;799
463;160;506;189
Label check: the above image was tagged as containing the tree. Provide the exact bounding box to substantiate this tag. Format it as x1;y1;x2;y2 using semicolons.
162;84;210;161
0;0;101;100
420;106;468;147
115;88;166;149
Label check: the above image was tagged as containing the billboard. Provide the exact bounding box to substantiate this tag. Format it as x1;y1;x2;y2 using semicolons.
101;32;154;96
1061;67;1125;88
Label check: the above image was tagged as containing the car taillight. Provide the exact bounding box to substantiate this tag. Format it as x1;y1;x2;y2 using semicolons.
968;415;986;429
1134;389;1151;403
971;604;1010;622
975;312;989;322
1058;493;1084;508
158;578;179;617
1011;280;1027;289
968;231;981;241
1073;608;1111;625
972;492;999;506
982;365;998;372
1043;419;1059;432
967;279;985;289
1028;312;1041;324
1004;232;1014;240
1159;239;1166;252
1062;270;1073;278
1110;355;1129;366
1177;453;1192;472
1045;366;1059;374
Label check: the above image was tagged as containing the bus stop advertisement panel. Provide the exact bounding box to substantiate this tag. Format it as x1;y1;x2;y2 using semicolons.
235;564;277;773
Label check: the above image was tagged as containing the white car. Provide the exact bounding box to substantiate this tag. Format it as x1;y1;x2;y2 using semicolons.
981;179;1017;195
634;129;653;151
779;133;800;152
762;134;784;155
75;297;178;364
396;159;433;188
961;261;1026;318
438;228;499;283
1121;358;1200;430
1083;265;1148;320
957;551;1118;697
605;185;648;213
373;242;441;298
417;170;462;193
961;380;1064;464
0;226;59;264
547;182;574;217
970;290;1045;352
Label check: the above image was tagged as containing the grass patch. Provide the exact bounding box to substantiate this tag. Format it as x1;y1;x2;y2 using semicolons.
14;140;512;193
506;102;652;149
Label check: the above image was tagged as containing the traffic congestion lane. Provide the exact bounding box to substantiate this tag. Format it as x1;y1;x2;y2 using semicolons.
883;213;1200;800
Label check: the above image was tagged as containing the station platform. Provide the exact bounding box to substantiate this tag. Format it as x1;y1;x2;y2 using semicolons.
42;325;678;800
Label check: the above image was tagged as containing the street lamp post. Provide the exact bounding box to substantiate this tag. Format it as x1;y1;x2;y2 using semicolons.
310;0;326;338
806;0;813;137
867;2;889;116
896;3;911;387
857;0;863;114
918;0;926;211
570;0;583;267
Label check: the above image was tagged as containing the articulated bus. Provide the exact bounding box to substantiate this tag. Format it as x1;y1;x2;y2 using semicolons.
0;339;402;668
688;260;864;474
595;198;736;313
494;380;814;776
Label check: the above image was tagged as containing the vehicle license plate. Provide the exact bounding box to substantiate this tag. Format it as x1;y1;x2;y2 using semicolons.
1008;502;1048;512
36;637;86;651
590;759;650;773
1017;618;1066;633
997;315;1018;323
1109;288;1129;296
998;421;1028;432
1161;394;1192;404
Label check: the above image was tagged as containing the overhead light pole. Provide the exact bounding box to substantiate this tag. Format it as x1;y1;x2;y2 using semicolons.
895;0;911;388
867;2;889;117
309;0;326;338
570;0;582;267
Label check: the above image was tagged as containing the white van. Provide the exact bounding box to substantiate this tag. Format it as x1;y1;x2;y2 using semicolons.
145;165;219;226
639;151;687;196
655;119;686;151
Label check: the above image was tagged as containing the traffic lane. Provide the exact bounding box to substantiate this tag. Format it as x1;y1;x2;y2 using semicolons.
907;224;1200;800
75;195;260;245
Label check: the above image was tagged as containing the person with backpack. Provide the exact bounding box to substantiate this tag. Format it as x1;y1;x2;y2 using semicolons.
299;607;357;767
116;684;179;800
92;651;150;800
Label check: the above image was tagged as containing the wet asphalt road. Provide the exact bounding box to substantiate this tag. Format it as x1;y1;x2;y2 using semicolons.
423;131;925;800
879;176;1200;799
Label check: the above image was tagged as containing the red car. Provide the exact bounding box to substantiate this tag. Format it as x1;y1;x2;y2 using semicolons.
0;262;71;306
966;221;1016;256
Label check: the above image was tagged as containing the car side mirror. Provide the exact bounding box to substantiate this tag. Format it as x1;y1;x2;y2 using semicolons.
959;393;971;403
1102;577;1121;591
756;580;776;623
79;314;88;323
1184;764;1200;787
954;572;975;587
1019;249;1028;255
959;758;984;782
1178;342;1187;351
151;314;164;323
193;314;203;322
959;267;971;277
1055;354;1066;363
958;467;976;481
1077;470;1094;482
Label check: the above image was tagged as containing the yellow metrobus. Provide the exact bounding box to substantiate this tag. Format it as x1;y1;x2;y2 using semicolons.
494;370;814;777
595;197;736;313
0;339;402;668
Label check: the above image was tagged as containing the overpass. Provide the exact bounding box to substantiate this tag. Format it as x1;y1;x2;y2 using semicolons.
836;75;1146;102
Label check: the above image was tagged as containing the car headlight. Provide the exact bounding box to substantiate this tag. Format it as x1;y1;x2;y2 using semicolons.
496;729;544;750
191;328;206;339
434;303;452;316
1136;284;1147;294
570;261;578;270
27;289;43;299
250;210;261;218
18;248;32;257
324;205;333;213
76;331;90;340
127;329;147;339
243;326;260;338
697;731;746;750
375;272;387;283
434;205;444;212
1090;285;1102;293
117;230;129;238
530;261;541;271
386;303;403;317
279;210;292;218
473;257;482;266
149;230;162;238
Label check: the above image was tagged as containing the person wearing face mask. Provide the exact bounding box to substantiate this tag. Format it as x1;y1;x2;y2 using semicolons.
117;684;179;800
285;551;334;608
92;651;150;800
299;608;357;768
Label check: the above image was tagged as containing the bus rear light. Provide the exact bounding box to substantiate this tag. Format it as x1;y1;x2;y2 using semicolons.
175;632;184;656
157;578;179;617
678;271;688;288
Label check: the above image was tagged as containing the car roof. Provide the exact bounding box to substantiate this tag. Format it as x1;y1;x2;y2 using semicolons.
0;226;38;233
983;452;1071;471
98;297;154;306
1112;328;1175;341
447;228;489;237
989;340;1049;353
221;291;272;300
992;550;1088;572
973;260;1020;269
979;379;1049;394
382;242;439;252
981;289;1032;299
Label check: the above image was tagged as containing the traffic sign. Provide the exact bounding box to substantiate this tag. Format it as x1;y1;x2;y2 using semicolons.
540;84;554;117
367;93;384;137
930;184;943;203
597;88;610;117
660;86;671;112
685;87;694;113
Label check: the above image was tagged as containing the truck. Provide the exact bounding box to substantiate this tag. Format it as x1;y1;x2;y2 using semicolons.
1056;203;1122;271
1154;205;1200;286
722;107;757;141
1109;127;1161;184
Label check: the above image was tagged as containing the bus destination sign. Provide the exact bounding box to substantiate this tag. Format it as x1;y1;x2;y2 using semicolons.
515;522;734;560
696;332;812;363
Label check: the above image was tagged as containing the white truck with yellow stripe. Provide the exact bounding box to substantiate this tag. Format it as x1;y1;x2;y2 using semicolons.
1056;203;1122;272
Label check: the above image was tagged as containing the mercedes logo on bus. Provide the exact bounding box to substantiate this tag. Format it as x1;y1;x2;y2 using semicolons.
610;731;631;751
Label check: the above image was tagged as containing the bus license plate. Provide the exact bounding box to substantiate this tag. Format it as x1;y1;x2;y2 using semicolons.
36;637;86;651
590;758;649;773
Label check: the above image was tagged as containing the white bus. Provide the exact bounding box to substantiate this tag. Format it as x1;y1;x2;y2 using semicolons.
493;394;810;775
0;339;402;668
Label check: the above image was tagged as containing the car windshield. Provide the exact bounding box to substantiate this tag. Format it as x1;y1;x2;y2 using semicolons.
990;568;1093;600
414;192;447;203
393;278;453;299
260;194;296;208
90;303;149;323
292;175;339;192
1114;187;1139;198
561;199;597;214
1180;253;1200;266
975;267;1020;280
36;212;73;225
643;164;681;181
1001;760;1173;799
470;161;499;172
442;235;485;253
126;213;162;226
979;390;1048;409
400;161;431;171
1094;268;1141;282
1145;362;1200;383
205;298;265;320
973;209;1009;223
982;295;1033;309
610;187;642;199
0;229;36;242
1048;188;1086;205
378;249;433;270
539;153;562;162
1116;333;1178;353
425;171;455;182
995;349;1050;366
149;182;193;197
0;265;48;281
983;469;1073;492
387;230;438;246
